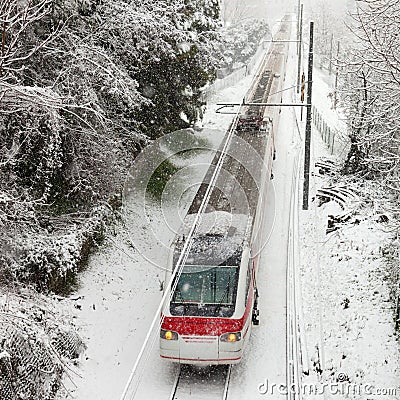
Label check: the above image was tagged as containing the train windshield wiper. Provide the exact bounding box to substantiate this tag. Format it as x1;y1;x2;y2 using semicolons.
173;286;185;303
214;277;231;316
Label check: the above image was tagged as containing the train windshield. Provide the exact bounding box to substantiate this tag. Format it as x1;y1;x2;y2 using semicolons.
170;265;239;317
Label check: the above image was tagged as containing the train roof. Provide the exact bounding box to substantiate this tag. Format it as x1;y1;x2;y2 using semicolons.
173;211;252;267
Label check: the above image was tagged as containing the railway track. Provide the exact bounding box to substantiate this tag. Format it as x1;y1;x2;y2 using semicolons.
286;63;312;399
169;365;232;400
286;150;304;400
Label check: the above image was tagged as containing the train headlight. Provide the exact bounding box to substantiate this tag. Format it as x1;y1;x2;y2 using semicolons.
160;329;178;340
220;332;241;342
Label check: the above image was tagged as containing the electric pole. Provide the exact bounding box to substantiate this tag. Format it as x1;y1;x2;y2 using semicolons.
302;22;314;210
300;72;305;121
297;4;303;93
333;41;340;109
297;0;301;55
328;33;333;75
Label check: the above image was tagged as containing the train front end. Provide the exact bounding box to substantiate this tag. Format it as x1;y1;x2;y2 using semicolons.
160;212;254;365
160;315;247;365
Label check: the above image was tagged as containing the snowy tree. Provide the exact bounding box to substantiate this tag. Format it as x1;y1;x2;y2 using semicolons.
117;0;222;137
219;18;269;72
306;0;352;71
221;0;270;26
0;0;222;292
340;0;400;198
0;0;57;83
0;3;222;398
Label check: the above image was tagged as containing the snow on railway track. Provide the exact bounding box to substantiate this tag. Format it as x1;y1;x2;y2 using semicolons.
169;365;232;400
286;71;311;399
286;150;305;400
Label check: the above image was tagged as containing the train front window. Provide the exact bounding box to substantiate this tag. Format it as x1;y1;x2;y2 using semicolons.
170;265;238;317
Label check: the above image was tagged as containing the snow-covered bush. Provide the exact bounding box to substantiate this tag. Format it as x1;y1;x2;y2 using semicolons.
0;291;86;400
218;18;269;73
16;231;82;293
3;206;109;294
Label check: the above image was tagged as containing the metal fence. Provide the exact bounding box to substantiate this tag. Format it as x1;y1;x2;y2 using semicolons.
312;105;350;158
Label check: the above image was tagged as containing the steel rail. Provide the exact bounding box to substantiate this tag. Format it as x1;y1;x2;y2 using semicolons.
222;365;232;400
168;366;181;400
286;81;312;399
286;70;308;396
286;149;303;400
291;87;310;380
170;365;232;400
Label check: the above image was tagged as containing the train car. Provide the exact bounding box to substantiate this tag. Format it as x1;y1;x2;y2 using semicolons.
159;117;275;364
160;211;260;365
236;108;263;132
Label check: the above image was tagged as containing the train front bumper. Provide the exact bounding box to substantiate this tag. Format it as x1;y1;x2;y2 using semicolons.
160;334;243;365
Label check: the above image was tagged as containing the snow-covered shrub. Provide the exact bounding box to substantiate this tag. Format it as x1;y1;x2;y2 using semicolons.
0;291;85;400
219;18;270;73
16;231;82;293
0;87;64;202
10;206;109;294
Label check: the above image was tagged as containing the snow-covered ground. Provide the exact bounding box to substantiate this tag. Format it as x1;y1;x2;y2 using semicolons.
297;68;400;399
58;12;399;400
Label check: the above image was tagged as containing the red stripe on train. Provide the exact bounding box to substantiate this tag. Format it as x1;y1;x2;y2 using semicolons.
161;355;242;362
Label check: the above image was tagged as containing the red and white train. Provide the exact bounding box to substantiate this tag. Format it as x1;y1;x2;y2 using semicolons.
159;115;276;365
160;211;260;365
